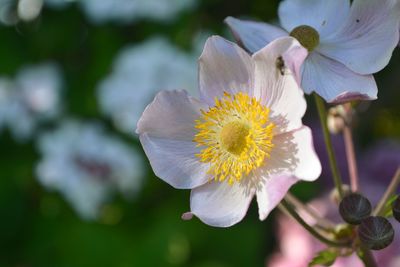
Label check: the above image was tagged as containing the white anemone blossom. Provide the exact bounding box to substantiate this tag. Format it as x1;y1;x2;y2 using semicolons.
0;63;63;141
225;0;400;103
97;37;197;134
36;120;144;220
137;36;321;227
79;0;196;24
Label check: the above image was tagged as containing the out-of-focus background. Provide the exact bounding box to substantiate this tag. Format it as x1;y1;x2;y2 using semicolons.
0;0;399;266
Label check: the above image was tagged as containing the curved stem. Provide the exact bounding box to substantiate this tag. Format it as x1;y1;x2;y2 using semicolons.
286;193;336;230
358;246;378;267
373;167;400;216
314;93;344;199
343;125;359;192
280;198;350;247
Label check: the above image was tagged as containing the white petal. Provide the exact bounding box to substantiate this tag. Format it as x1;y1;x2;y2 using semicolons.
140;134;209;189
252;37;307;133
301;53;377;103
273;126;322;181
199;36;255;105
190;180;255;227
278;0;350;37
318;0;400;75
224;16;288;53
137;90;205;140
256;175;299;220
137;90;209;189
257;126;320;182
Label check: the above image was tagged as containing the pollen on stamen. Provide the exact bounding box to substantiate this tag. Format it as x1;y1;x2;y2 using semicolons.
193;92;275;185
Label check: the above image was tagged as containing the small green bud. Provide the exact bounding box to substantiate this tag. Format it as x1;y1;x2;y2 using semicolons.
392;195;400;222
289;25;320;52
358;216;394;250
339;193;372;225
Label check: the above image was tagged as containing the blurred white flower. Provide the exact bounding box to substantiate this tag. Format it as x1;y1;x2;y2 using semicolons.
36;120;145;220
0;0;44;25
0;63;63;141
97;37;198;134
0;78;14;129
79;0;196;24
17;0;43;21
0;0;19;25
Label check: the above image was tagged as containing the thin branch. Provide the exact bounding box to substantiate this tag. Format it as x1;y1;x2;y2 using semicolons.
314;93;344;199
286;193;336;230
280;198;351;247
358;246;378;267
373;167;400;216
343;125;359;192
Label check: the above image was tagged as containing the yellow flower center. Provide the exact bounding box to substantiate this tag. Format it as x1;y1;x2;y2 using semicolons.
289;25;320;52
193;92;275;185
220;121;250;155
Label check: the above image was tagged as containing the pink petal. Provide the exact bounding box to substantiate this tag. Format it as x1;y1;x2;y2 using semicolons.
190;180;255;227
137;90;210;189
301;52;377;103
224;16;288;53
318;0;400;75
252;37;308;133
278;0;350;37
198;36;255;106
256;175;299;220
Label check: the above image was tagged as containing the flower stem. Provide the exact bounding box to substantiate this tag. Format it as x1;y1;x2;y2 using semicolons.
280;198;350;247
286;193;335;230
314;93;344;199
373;167;400;216
358;246;378;267
343;124;359;192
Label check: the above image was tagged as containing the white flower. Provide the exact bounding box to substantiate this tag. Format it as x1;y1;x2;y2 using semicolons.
97;37;197;134
79;0;196;24
137;36;321;227
0;0;44;25
0;78;13;129
0;63;63;141
36;120;145;220
225;0;400;103
0;0;19;25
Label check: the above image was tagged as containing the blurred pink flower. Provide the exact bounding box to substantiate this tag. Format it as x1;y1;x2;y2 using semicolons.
267;139;400;266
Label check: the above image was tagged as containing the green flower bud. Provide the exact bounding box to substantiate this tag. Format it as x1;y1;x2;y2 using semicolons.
289;25;320;52
339;193;372;225
392;195;400;223
358;216;394;250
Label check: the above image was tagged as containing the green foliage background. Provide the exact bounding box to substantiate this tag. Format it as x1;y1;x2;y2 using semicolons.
0;1;399;266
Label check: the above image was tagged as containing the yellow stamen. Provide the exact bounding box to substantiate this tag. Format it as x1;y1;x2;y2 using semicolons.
193;92;275;185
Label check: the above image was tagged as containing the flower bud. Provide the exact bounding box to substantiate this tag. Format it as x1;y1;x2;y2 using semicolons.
329;184;351;205
339;193;371;225
392;195;400;223
327;105;353;134
181;212;193;221
358;216;394;250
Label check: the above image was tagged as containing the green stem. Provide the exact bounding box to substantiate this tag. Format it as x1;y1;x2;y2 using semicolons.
280;198;350;247
358;246;378;267
314;93;344;199
373;167;400;216
286;193;335;230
